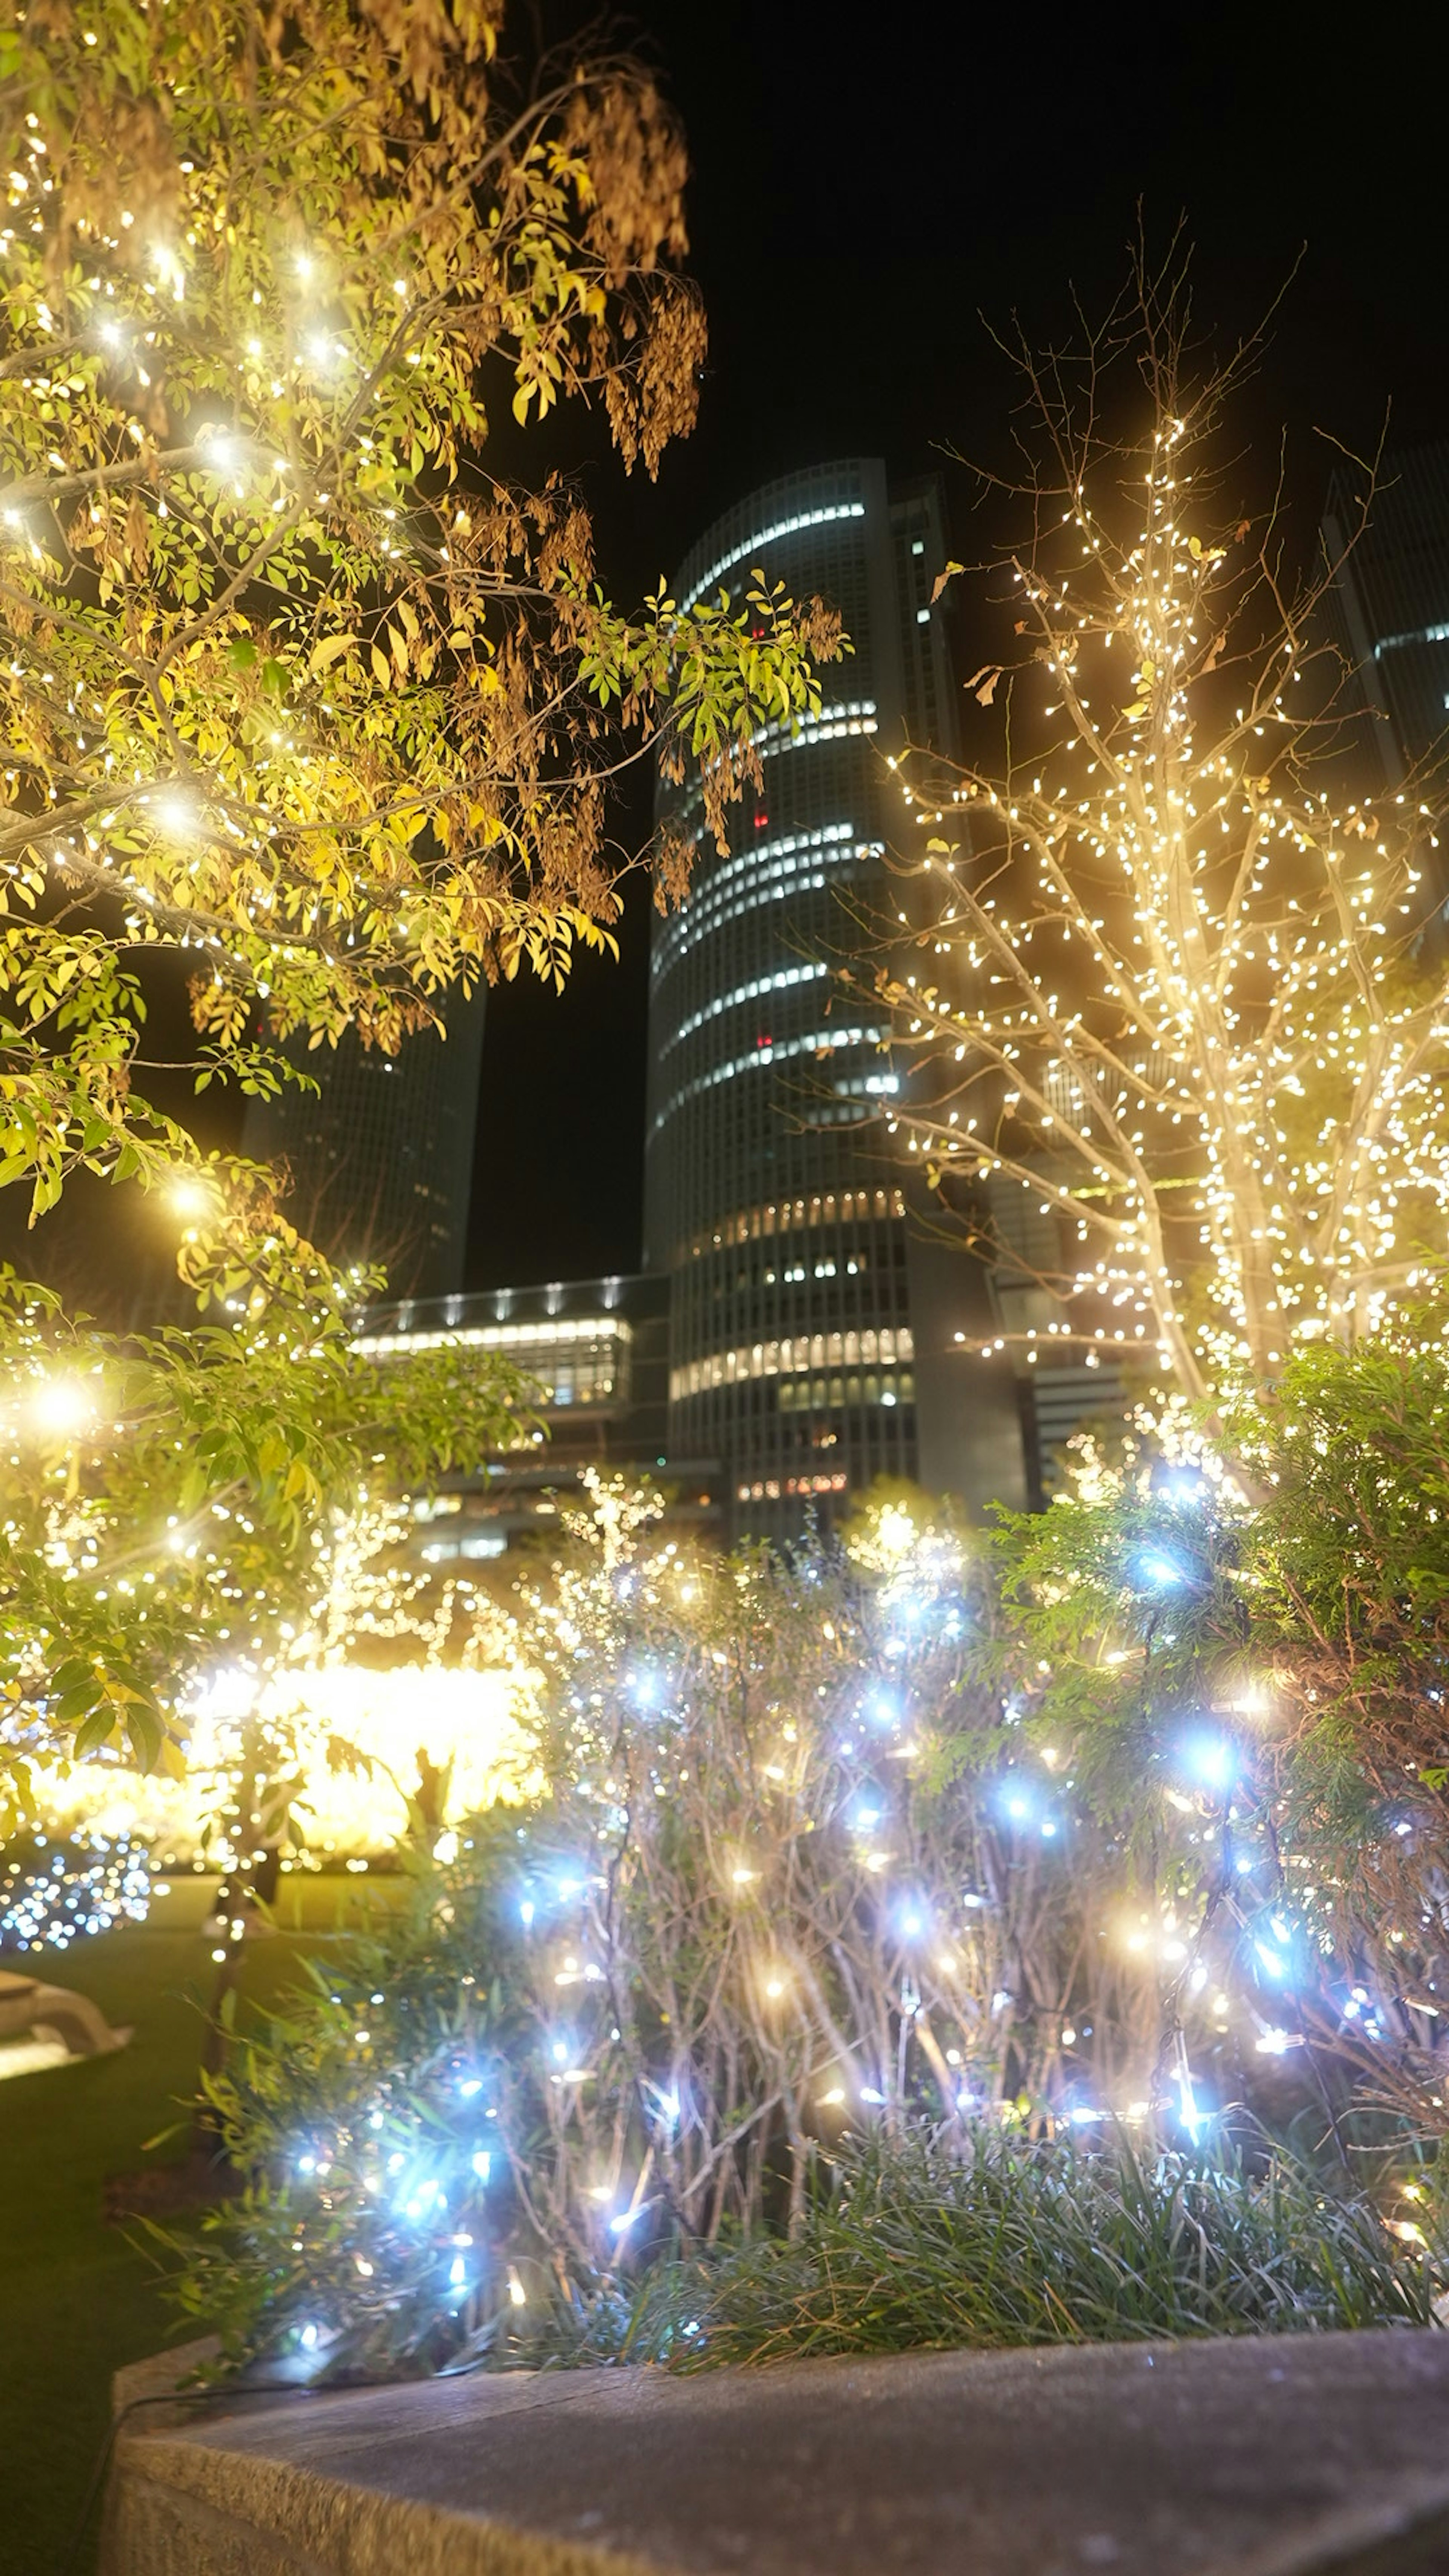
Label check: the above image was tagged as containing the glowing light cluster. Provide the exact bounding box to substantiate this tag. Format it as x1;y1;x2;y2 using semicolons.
163;1463;1449;2378
873;387;1449;1403
30;1661;528;1867
1;1830;151;1950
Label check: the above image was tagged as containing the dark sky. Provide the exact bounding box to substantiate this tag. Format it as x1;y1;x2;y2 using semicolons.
465;0;1449;1290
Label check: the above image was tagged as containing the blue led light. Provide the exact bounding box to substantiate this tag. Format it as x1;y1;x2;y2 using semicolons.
1180;1730;1237;1791
1139;1551;1183;1589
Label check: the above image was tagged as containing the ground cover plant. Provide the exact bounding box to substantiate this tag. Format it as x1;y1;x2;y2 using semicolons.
536;2128;1449;2369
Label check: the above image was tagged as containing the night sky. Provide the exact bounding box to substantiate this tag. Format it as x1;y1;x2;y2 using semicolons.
462;5;1449;1290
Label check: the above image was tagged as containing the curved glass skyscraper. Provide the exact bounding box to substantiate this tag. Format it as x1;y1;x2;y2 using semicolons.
645;460;1025;1535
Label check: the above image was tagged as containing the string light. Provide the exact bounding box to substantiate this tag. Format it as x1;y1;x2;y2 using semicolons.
143;1464;1449;2375
0;1;835;1251
25;1506;530;1872
871;393;1447;1405
1;1830;151;1949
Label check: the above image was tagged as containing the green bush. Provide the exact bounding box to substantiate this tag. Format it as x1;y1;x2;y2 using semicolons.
157;1404;1449;2385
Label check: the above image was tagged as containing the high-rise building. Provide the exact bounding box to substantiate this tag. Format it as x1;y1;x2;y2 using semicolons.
242;989;485;1300
1323;439;1449;785
644;460;1026;1536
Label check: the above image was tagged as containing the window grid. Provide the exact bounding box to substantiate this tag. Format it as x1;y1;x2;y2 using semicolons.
648;463;959;1533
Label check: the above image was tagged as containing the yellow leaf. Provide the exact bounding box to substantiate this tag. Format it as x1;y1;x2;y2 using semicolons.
309;633;357;674
370;643;391;687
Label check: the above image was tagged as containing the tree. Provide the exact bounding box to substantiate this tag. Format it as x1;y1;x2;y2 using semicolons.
862;249;1446;1409
0;0;841;1805
0;0;837;1231
0;1193;525;1827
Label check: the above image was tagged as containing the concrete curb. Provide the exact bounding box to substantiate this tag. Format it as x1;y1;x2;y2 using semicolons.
104;2438;669;2576
101;2330;1449;2576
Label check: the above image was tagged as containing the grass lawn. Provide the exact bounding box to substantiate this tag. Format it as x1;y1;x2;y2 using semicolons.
0;1872;386;2575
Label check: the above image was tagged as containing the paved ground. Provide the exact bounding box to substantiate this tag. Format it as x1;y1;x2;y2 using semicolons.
105;2330;1449;2576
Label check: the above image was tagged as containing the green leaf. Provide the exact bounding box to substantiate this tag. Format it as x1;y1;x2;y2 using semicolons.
71;1705;118;1759
125;1703;165;1771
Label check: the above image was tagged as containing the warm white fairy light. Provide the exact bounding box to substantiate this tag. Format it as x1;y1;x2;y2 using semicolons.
0;2;834;1244
25;1524;531;1872
6;1398;532;1899
871;400;1447;1401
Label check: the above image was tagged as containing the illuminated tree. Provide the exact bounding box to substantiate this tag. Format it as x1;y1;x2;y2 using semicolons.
0;0;837;1233
864;252;1446;1407
0;0;841;1823
843;258;1449;2144
0;1193;525;1827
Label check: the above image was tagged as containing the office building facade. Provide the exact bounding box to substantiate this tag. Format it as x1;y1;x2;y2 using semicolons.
644;460;1024;1536
356;1273;723;1560
242;989;485;1301
1323;439;1449;785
